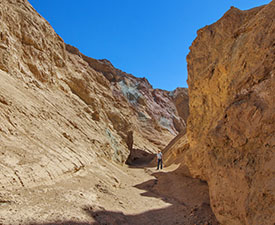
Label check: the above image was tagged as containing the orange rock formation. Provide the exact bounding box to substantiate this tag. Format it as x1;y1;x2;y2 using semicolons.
183;2;275;224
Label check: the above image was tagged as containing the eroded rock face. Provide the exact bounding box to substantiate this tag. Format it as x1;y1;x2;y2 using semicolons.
0;0;188;190
184;2;275;225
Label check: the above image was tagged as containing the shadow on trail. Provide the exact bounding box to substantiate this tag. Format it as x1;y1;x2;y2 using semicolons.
85;167;218;225
27;147;218;225
29;222;92;225
28;166;219;225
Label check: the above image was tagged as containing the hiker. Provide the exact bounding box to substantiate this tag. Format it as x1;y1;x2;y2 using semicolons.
156;150;163;170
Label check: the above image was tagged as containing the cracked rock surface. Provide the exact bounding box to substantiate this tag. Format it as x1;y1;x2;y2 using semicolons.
182;2;275;224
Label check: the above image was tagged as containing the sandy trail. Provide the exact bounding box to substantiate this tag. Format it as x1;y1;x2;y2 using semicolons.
0;158;218;225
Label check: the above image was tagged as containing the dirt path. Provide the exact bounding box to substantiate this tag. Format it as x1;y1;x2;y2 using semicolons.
0;158;218;225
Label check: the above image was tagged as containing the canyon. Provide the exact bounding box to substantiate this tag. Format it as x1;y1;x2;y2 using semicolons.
0;0;274;225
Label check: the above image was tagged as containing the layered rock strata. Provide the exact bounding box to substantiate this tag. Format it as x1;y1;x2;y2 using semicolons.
0;0;188;190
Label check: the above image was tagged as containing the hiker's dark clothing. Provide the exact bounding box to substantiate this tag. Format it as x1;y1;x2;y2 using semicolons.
157;152;163;170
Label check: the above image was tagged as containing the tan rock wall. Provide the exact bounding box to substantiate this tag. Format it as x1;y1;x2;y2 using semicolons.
185;2;275;224
0;0;189;190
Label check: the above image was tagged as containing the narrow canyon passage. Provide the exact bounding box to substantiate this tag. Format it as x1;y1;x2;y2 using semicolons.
0;157;218;225
0;0;273;224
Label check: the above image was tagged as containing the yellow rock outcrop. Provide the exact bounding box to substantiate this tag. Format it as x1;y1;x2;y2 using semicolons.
184;2;275;224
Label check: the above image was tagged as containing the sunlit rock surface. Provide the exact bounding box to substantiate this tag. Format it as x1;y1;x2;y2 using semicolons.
182;2;274;225
0;0;188;190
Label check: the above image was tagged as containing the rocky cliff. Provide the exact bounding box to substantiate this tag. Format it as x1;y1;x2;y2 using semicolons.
183;1;275;225
0;0;188;190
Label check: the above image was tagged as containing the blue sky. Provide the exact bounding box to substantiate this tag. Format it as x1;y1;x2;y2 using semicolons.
28;0;271;91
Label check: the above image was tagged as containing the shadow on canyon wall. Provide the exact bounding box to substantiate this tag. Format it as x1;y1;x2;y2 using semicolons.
125;148;156;168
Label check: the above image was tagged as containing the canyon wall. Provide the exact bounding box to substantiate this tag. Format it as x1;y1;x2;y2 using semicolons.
184;1;275;225
0;0;188;190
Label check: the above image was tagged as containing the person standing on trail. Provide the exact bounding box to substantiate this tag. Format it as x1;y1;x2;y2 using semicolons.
156;150;163;170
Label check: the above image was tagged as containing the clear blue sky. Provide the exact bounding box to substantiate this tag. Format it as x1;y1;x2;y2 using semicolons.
28;0;271;91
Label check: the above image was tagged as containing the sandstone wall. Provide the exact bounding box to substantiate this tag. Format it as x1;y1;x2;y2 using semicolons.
184;2;275;224
0;0;188;190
